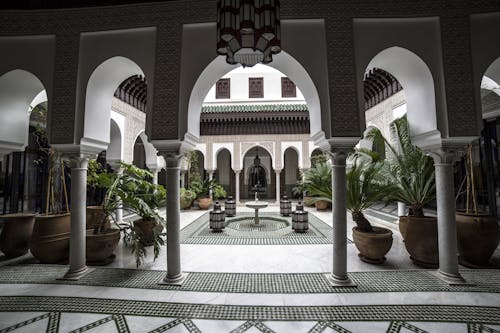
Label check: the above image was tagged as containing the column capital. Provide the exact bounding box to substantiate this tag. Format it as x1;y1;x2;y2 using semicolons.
429;148;463;165
233;169;242;174
326;137;359;165
274;168;283;173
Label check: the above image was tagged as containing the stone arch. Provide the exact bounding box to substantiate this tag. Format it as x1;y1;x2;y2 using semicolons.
106;118;123;165
133;131;159;170
0;69;46;154
82;56;144;152
186;50;322;139
241;144;274;169
481;60;500;119
215;148;233;194
365;46;438;142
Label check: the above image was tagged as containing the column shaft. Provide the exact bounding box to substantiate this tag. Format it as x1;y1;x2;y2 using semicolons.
235;171;240;204
435;163;460;278
65;157;90;280
165;160;184;283
275;170;281;201
331;161;348;281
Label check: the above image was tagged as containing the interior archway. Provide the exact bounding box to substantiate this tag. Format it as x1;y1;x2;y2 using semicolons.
186;50;321;139
0;69;46;154
215;148;234;197
283;147;299;198
365;46;438;141
82;56;144;151
242;146;274;200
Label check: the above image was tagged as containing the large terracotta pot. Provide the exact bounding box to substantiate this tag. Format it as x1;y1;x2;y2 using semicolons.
403;215;439;268
86;206;110;231
352;226;393;264
456;211;500;268
86;228;121;265
315;200;329;211
198;197;213;210
0;213;36;258
398;217;408;241
30;213;71;264
134;218;164;246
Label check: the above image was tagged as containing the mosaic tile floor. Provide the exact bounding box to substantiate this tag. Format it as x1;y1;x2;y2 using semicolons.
1;207;499;332
180;212;345;245
0;265;499;332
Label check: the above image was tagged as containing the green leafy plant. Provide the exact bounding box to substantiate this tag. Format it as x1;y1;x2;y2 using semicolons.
301;162;332;203
361;116;436;217
347;158;396;232
98;162;166;267
212;183;227;200
180;187;196;209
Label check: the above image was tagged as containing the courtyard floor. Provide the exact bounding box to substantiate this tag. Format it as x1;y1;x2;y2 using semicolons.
0;204;499;333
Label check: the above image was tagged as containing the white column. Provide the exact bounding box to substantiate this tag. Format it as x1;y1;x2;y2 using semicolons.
327;151;355;287
151;168;159;186
235;170;241;204
397;202;406;217
162;155;186;285
180;171;186;188
63;156;92;280
208;170;215;199
431;149;465;284
275;169;281;202
115;167;124;223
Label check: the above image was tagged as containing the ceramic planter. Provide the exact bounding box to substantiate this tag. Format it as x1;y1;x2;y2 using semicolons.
352;226;393;264
0;213;35;258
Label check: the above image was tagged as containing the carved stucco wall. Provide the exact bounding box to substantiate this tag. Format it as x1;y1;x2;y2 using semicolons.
111;97;146;164
0;1;499;145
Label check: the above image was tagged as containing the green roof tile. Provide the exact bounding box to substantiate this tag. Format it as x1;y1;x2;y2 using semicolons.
202;103;308;113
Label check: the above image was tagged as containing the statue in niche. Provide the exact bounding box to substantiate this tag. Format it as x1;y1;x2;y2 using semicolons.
249;154;267;194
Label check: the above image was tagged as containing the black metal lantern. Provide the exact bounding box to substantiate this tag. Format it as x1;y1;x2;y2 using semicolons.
225;195;237;217
217;0;281;67
292;201;308;233
280;195;292;216
210;201;226;232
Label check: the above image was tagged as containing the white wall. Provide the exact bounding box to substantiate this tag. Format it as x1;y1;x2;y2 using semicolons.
203;64;305;103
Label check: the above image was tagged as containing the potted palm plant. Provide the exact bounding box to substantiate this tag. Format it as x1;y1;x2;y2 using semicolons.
347;158;395;264
455;144;499;267
364;116;438;268
302;162;332;210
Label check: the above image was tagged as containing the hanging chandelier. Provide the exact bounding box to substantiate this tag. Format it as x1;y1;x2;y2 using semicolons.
217;0;281;67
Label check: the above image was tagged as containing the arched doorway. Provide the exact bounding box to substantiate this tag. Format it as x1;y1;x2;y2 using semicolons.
283;147;299;198
242;146;273;200
215;148;234;197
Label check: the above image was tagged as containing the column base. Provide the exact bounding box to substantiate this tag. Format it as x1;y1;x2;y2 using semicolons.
159;272;189;286
59;266;94;281
432;270;473;286
325;273;357;287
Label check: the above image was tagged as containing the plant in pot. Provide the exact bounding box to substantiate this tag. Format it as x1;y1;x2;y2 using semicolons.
0;106;49;258
212;183;227;201
180;187;196;210
455;144;499;268
346;158;396;264
302;162;332;211
84;162;121;265
292;178;314;207
115;163;166;267
86;159;111;231
193;178;216;210
365;116;438;268
30;148;72;264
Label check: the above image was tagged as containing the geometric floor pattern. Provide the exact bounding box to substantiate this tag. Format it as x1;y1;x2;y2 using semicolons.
180;212;344;245
1;305;500;332
1;265;500;294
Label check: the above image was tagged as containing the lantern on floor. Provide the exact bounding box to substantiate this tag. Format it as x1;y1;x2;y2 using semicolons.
280;195;292;217
292;201;308;233
210;201;226;232
217;0;281;67
225;195;236;217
